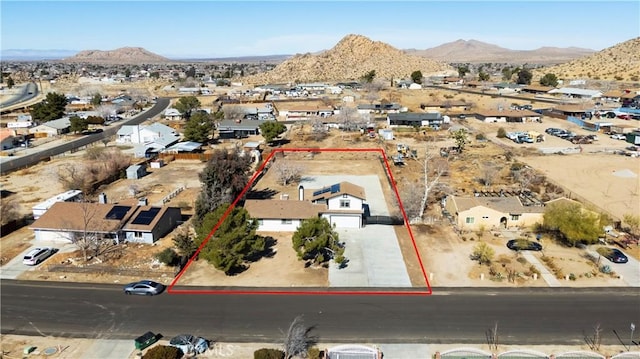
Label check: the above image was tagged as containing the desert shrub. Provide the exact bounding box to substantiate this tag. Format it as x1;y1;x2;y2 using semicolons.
569;273;576;281
516;257;527;265
143;345;182;359
254;348;285;359
470;242;494;265
600;265;612;274
308;347;322;359
155;248;179;266
475;133;486;140
497;127;507;138
510;162;524;171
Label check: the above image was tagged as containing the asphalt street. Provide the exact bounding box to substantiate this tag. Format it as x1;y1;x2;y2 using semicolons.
0;97;170;175
0;82;38;108
2;280;639;345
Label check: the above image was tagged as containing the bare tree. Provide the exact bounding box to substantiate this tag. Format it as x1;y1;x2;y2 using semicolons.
57;163;92;192
405;143;449;223
0;196;22;225
481;162;500;187
584;323;602;351
335;106;364;132
273;159;304;186
283;315;314;359
95;104;117;120
222;104;246;121
309;116;328;141
511;166;539;193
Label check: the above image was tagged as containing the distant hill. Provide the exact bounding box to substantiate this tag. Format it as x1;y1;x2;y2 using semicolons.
1;49;78;61
243;34;456;84
174;54;292;64
61;47;170;64
406;39;596;64
533;37;640;82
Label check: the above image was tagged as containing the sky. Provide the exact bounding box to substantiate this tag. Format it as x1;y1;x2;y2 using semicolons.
1;1;639;59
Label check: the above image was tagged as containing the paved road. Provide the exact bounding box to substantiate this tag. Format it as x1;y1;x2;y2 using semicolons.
2;280;638;345
0;82;38;108
0;98;170;175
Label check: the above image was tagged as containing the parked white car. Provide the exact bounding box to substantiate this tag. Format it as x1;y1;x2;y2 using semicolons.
23;247;56;265
610;134;626;140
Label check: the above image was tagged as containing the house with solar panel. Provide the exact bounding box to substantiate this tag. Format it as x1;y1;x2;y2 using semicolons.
244;182;366;231
29;198;181;244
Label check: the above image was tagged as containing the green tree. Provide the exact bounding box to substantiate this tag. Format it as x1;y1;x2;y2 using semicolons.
174;96;201;120
410;70;423;84
497;127;507;138
6;76;15;89
183;111;213;143
124;68;131;78
196;204;267;275
539;73;559;87
259;121;287;144
450;128;469;151
193;149;252;226
516;69;533;85
501;67;514;81
543;202;605;246
470;242;494;265
69;115;88;133
149;71;160;79
91;93;102;106
85;115;105;125
361;70;376;83
30;92;68;123
292;217;345;266
457;65;470;78
478;72;490;81
172;227;198;259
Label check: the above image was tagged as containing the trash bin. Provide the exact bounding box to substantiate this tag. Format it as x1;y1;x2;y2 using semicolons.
134;331;158;351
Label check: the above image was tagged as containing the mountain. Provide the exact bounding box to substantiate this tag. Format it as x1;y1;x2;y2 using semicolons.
406;39;596;64
61;47;170;64
243;34;455;84
533;37;640;82
1;49;78;61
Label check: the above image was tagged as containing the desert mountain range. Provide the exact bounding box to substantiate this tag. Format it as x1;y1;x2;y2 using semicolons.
405;39;595;64
243;34;456;84
61;47;170;64
532;37;640;82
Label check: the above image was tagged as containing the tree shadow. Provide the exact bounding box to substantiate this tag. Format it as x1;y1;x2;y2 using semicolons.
246;188;279;200
1;189;16;198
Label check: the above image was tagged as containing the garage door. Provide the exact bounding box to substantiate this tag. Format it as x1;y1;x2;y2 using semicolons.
329;215;361;228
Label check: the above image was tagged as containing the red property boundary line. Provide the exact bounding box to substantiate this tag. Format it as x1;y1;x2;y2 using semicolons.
168;147;432;295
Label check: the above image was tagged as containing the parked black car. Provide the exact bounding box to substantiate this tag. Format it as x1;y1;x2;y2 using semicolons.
598;247;628;264
507;239;543;251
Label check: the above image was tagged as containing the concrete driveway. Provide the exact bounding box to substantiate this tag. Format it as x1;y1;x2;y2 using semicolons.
585;247;640;287
0;241;76;280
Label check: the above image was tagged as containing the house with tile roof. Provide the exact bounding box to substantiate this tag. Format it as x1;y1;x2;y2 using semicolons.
444;195;545;230
30;201;181;244
244;181;366;231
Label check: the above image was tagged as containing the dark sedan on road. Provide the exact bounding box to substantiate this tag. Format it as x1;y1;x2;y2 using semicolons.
507;239;543;251
123;280;165;296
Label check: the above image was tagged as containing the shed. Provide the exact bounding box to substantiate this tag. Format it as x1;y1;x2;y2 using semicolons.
126;164;147;180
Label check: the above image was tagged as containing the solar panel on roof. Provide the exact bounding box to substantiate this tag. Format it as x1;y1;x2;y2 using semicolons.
312;187;332;197
131;207;161;225
105;205;132;220
330;183;340;193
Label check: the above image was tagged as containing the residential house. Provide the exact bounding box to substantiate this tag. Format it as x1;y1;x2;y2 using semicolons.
357;103;402;115
30;201;181;244
217;119;261;139
32;189;83;219
221;102;276;120
444;195;545;230
520;85;554;95
276;103;334;120
474;109;542;123
387;112;447;128
548;87;602;99
601;90;628;103
29;117;71;137
6;114;33;132
164;108;182;121
244;181;366;231
442;77;463;85
621;93;640;108
420;101;469;112
116;123;179;145
0;128;16;150
164;141;202;154
548;105;593;119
